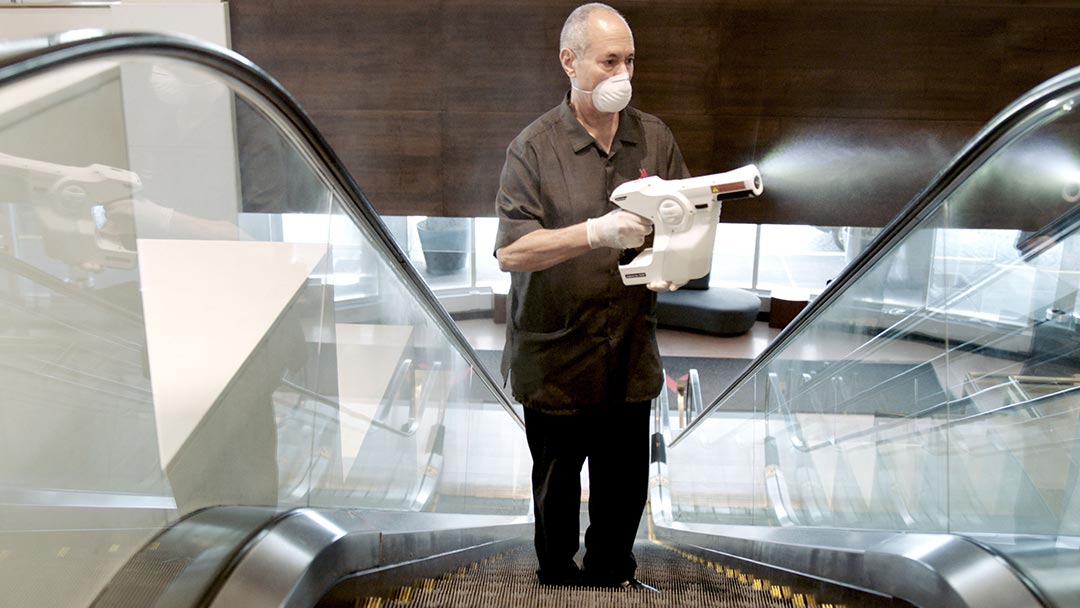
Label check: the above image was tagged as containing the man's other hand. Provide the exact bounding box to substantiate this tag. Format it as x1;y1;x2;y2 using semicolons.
647;279;684;292
586;210;653;249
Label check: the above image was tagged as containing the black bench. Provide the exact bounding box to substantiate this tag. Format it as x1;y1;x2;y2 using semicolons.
656;274;760;336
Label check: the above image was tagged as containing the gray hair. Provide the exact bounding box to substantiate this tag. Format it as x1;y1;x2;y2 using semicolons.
559;3;629;58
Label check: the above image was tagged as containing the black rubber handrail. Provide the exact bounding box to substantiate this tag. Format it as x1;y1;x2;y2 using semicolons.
672;63;1080;447
0;31;524;431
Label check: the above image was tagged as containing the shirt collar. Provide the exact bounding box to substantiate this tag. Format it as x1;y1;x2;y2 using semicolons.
559;92;642;153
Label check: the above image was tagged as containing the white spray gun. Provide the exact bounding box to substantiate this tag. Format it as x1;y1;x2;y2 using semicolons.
611;164;763;286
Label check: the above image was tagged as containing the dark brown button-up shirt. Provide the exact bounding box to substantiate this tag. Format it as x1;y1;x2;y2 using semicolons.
495;97;690;414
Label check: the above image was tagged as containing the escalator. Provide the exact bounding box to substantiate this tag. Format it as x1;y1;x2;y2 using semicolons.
0;31;1077;608
655;51;1080;608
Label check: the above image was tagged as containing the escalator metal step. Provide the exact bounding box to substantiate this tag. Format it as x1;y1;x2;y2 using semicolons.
354;540;845;607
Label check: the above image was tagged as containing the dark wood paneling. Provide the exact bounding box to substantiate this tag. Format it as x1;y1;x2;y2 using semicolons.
230;1;1080;227
441;2;572;115
740;117;981;227
443;112;539;218
230;0;442;112
659;114;782;176
308;110;444;216
999;10;1080;110
620;3;728;117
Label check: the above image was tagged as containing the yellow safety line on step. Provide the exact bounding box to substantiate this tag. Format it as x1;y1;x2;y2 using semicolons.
656;542;846;608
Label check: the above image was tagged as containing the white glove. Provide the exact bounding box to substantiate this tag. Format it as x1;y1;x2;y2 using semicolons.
647;279;684;292
586;210;653;249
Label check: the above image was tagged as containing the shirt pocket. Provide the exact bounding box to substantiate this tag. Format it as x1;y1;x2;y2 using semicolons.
510;326;606;409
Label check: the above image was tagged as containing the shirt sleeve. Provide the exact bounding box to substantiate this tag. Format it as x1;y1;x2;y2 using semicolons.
664;126;692;180
494;136;545;254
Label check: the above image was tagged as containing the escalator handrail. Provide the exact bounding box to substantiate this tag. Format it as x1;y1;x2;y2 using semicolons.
671;63;1080;447
0;31;525;431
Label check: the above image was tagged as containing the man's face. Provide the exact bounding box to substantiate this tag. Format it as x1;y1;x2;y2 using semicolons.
570;11;635;91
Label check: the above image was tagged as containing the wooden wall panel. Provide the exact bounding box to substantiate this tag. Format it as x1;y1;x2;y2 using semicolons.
441;2;572;115
741;117;981;227
230;1;443;112
230;0;1080;228
308;109;444;216
443;112;537;217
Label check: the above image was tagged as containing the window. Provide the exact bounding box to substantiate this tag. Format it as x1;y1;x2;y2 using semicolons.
757;225;851;292
709;223;756;288
384;216;870;302
474;217;508;292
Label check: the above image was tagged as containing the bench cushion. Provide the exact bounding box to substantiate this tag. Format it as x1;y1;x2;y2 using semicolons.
656;287;760;336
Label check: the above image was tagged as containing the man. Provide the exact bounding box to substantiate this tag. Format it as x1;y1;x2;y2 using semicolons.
494;2;690;590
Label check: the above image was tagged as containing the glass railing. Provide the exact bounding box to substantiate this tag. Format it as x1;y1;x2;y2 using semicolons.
663;66;1080;601
0;33;528;607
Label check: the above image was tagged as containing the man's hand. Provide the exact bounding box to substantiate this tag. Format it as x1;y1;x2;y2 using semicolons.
647;279;684;292
586;209;653;249
101;198;175;238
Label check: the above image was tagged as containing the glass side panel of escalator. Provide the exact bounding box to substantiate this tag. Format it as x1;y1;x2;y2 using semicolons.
665;72;1080;601
0;46;528;607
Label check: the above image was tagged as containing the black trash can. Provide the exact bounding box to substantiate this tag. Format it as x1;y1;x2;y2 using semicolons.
417;217;469;275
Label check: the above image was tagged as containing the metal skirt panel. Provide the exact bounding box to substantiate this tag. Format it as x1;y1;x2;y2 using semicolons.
653;521;1046;608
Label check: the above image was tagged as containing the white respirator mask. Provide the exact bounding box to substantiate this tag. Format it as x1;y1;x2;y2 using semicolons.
573;72;632;113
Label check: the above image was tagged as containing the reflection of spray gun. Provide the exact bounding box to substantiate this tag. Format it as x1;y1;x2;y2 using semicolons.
612;164;763;286
0;152;139;270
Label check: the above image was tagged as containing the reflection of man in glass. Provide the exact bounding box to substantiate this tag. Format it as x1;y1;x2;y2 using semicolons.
145;63;321;218
235;96;323;215
494;3;690;590
105;64;313;511
1014;201;1080;378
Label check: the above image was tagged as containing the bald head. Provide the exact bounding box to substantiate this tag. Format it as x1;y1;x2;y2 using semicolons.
560;3;633;59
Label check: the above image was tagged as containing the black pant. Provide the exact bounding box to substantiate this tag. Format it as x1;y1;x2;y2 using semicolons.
524;401;651;584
